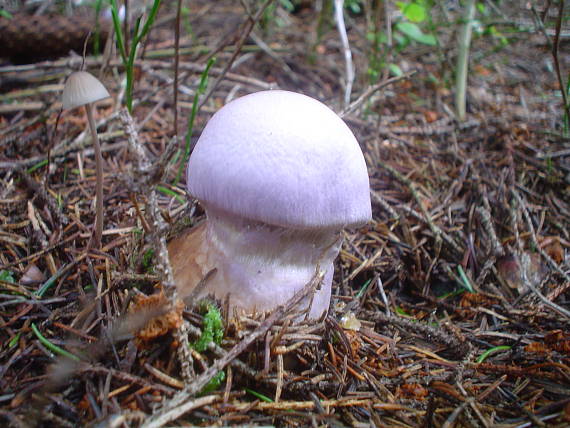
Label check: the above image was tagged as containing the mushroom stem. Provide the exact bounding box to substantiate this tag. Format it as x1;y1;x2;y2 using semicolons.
85;103;104;248
174;208;341;317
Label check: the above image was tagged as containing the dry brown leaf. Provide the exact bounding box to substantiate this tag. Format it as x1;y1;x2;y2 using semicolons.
538;236;564;264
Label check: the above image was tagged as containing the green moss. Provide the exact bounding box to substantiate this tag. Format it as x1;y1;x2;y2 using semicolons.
191;302;225;394
192;302;223;353
0;270;15;283
200;370;225;395
141;249;155;273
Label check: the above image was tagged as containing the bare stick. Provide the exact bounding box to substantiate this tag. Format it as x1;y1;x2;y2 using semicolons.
140;395;218;428
455;0;476;121
120;109;199;382
551;0;570;124
334;0;354;107
512;190;570;319
340;71;416;117
199;0;274;109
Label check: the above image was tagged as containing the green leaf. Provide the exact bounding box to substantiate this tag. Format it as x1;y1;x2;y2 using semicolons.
0;270;15;283
142;249;155;273
345;0;362;14
397;2;426;23
27;159;48;174
0;9;14;19
476;2;487;14
389;63;403;77
8;332;21;348
395;22;436;45
200;370;225;394
280;0;295;12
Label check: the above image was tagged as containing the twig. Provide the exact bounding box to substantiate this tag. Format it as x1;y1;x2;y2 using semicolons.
512;190;570;319
140;395;218;428
370;189;400;220
381;162;462;255
15;166;69;226
77;364;177;395
198;0;275;109
119;109;198;382
366;310;468;357
340;71;416;117
376;275;391;316
455;0;476;121
334;0;354;107
551;0;570;127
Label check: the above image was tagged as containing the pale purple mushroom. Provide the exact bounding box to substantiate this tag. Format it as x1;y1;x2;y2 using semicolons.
168;90;371;318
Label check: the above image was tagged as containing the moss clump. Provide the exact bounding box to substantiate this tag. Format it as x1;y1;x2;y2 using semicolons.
192;302;223;352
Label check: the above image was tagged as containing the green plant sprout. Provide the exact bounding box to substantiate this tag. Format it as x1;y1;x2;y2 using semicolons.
141;248;155;272
180;7;195;39
26;159;48;174
156;185;185;204
8;332;21;348
245;388;274;403
260;0;295;33
110;0;162;113
367;0;437;82
174;57;215;186
456;265;475;293
477;345;511;363
93;0;105;55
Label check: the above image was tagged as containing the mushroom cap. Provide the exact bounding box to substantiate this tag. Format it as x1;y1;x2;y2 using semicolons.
62;71;110;110
187;90;371;229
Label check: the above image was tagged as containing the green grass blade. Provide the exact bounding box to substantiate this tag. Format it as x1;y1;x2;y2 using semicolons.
31;322;80;361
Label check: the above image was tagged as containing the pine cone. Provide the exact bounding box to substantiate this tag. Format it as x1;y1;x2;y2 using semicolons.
0;14;110;64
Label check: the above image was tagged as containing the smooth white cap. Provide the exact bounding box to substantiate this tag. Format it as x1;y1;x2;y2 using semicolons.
62;71;110;110
187;90;371;229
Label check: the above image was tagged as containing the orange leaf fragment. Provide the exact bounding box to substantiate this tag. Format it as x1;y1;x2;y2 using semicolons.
398;383;428;399
538;236;564;264
423;110;438;123
459;292;498;308
130;293;184;343
525;330;570;355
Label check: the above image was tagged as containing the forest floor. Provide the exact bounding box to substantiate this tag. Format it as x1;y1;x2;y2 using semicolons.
1;1;570;427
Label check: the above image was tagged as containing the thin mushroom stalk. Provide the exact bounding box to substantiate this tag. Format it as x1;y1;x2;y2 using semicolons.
62;71;111;248
85;103;104;247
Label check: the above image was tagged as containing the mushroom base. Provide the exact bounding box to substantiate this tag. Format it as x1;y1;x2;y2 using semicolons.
168;209;341;319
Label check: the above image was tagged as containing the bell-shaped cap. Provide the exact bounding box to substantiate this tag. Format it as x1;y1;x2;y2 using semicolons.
62;71;110;110
187;90;372;230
